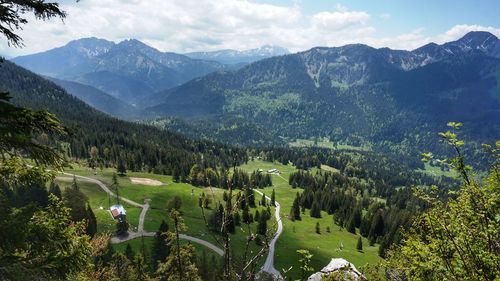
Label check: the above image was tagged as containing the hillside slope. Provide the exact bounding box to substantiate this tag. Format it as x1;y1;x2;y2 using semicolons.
0;60;245;174
146;32;500;165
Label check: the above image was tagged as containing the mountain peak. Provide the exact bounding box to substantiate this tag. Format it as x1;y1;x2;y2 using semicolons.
445;31;499;53
64;37;115;58
459;31;498;42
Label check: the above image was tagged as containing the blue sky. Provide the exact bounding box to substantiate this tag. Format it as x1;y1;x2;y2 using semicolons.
1;0;499;57
258;0;500;36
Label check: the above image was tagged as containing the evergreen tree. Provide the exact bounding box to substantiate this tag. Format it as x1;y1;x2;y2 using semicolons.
233;212;241;226
245;186;255;207
117;157;127;175
254;210;260;223
86;203;97;237
347;217;356;234
290;192;301;221
357;237;363;251
242;205;252;224
197;250;209;281
310;200;321;218
271;189;276;206
116;215;129;236
48;182;62;199
315;222;320;234
260;192;266;206
125;243;135;261
151;220;170;271
257;211;267;235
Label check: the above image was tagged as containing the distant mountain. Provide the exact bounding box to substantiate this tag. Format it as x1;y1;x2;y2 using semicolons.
185;45;289;65
11;38;229;104
146;31;500;166
0;60;244;174
46;77;143;119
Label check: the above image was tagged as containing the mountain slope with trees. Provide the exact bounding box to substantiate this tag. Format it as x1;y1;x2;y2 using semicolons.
146;32;500;167
11;38;229;104
0;60;247;176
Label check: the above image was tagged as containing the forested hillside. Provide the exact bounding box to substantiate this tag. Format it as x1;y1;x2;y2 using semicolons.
146;32;500;169
0;61;247;176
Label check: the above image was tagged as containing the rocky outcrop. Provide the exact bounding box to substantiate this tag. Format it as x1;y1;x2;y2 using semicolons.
308;258;366;281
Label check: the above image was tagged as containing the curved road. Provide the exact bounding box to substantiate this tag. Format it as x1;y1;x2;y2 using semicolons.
58;173;224;257
254;189;283;280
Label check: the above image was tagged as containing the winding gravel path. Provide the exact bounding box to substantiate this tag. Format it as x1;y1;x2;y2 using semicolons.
58;173;224;257
254;189;283;280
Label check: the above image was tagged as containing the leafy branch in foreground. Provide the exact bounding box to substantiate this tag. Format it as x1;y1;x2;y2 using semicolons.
0;0;69;47
381;123;500;280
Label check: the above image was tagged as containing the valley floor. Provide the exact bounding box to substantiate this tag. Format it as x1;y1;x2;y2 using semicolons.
57;160;380;279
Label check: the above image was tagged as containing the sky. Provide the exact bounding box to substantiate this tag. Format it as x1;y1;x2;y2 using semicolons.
2;0;500;57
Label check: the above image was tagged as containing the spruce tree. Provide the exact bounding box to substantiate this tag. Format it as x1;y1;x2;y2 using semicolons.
261;193;266;206
310;200;322;218
254;210;260;223
347;217;356;234
117;157;126;175
86;203;97;237
151;220;170;271
291;192;301;220
48;182;62;199
242;205;251;224
257;211;267;235
357;236;363;251
125;243;134;261
270;189;276;206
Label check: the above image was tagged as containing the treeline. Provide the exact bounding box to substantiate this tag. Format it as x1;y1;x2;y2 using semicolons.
257;146;458;197
289;169;429;257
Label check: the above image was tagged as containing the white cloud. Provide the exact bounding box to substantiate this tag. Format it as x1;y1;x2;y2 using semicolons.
311;11;370;31
379;13;391;20
433;24;500;44
0;1;499;57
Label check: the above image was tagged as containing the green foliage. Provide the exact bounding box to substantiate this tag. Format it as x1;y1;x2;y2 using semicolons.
151;220;170;271
382;128;500;280
0;195;92;280
0;0;66;47
296;249;314;281
167;196;182;212
356;237;363;252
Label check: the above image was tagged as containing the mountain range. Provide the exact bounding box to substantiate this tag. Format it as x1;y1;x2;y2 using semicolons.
8;31;500;166
144;31;500;165
11;38;289;105
185;45;289;65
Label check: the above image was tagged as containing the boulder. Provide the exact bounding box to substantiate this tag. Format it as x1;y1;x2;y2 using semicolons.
308;258;366;281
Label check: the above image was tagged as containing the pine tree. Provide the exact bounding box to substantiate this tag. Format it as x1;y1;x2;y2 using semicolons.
116;215;129;236
310;200;322;218
260;193;266;206
254;210;260;223
357;236;363;251
117;157;126;175
257;211;267;235
151;220;170;271
315;222;320;234
48;182;62;199
86;203;97;237
291;192;301;221
125;243;134;261
347;217;356;234
270;189;276;206
242;205;252;224
233;212;241;226
198;250;209;281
